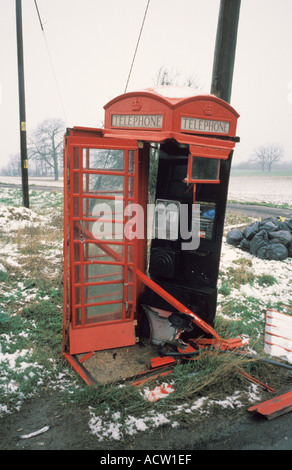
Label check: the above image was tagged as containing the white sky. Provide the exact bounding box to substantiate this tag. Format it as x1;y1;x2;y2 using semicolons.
0;0;292;169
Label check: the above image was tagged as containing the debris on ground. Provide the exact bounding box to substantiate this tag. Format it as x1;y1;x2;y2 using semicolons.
226;217;292;260
248;390;292;420
19;426;50;439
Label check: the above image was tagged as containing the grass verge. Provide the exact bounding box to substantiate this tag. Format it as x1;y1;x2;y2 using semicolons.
0;187;292;440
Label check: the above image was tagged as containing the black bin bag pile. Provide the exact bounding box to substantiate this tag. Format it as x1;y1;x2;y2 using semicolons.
226;217;292;261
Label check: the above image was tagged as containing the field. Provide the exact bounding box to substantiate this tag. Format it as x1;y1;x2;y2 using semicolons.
228;171;292;207
0;175;292;449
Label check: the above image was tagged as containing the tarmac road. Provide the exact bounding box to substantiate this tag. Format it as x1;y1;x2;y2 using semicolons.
227;202;292;219
192;406;292;450
0;183;63;193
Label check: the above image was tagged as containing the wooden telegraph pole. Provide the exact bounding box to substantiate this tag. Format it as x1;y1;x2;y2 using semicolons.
16;0;29;208
211;0;241;104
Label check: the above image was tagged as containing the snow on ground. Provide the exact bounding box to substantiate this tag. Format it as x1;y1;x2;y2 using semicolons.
0;189;67;416
0;178;292;440
0;176;63;188
0;204;46;232
0;174;291;206
219;240;292;308
228;175;292;205
88;383;262;441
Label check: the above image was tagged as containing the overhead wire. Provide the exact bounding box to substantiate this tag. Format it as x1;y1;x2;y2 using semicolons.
33;0;68;124
124;0;151;93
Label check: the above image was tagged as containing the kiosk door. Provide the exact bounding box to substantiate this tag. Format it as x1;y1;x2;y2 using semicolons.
65;135;142;354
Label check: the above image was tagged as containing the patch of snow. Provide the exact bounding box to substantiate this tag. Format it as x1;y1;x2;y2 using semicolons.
228;175;292;206
147;85;207;99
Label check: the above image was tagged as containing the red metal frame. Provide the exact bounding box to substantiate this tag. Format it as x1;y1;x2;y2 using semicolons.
186;155;221;185
63;89;241;380
63;130;148;355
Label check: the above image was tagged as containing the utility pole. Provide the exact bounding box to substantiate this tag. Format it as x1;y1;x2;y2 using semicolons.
211;0;241;104
16;0;29;208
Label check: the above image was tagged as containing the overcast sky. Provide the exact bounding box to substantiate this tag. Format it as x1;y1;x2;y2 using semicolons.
1;0;292;170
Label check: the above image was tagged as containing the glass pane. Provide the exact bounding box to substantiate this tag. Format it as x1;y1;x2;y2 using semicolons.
191;157;220;181
128;244;134;263
85;303;123;323
128;177;134;198
75;287;81;304
83;148;124;171
74;220;124;241
82;197;123;220
73;173;79;193
85;263;123;284
74;243;80;261
128;150;135;174
83;242;124;263
83;174;124;196
75;307;81;326
75;265;81;284
73;148;79;169
84;283;123;304
73;197;79;217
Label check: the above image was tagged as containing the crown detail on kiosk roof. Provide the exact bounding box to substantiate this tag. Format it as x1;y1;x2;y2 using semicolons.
103;86;239;143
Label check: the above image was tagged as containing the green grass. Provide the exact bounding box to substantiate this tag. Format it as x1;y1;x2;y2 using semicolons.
0;186;291;437
257;274;277;287
231;169;292;177
228;199;292;210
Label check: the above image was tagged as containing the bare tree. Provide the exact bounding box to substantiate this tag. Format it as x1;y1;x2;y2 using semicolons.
28;118;65;181
0;153;21;176
253;144;284;172
154;66;181;86
154;66;201;89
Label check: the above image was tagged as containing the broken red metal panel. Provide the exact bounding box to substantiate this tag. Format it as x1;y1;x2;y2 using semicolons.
132;370;174;388
136;269;220;339
190;336;247;351
79;351;95;363
136;270;247;353
150;356;176;369
64;354;96;387
237;369;275;393
248;391;292;420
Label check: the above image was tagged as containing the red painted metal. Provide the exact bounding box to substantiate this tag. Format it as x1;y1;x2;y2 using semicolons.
103;89;239;142
150;356;176;369
63;89;241;383
237;369;275;393
63;354;96;386
132;370;173;387
62;141;69;356
63;130;147;356
136;269;220;339
190;337;246;350
248;391;292;419
69;322;136;355
79;351;95;363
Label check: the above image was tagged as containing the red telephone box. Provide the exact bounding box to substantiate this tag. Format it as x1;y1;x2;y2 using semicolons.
63;87;240;385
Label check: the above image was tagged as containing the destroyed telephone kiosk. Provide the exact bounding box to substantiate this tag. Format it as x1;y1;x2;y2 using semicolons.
63;87;240;385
